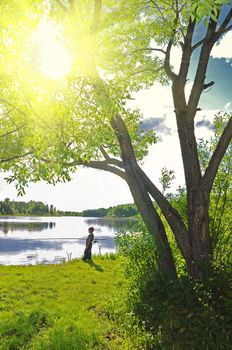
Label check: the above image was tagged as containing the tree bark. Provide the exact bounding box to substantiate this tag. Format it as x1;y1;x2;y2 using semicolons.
111;115;177;279
188;186;211;278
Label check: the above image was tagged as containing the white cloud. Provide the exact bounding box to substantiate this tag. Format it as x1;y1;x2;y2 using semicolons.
211;31;232;59
225;101;232;111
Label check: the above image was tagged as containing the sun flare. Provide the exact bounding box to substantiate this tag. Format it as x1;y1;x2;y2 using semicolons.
34;20;72;79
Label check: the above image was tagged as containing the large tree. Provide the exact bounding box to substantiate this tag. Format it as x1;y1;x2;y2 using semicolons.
0;0;231;279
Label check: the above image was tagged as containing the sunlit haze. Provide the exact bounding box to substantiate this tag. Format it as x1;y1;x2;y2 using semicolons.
34;20;72;79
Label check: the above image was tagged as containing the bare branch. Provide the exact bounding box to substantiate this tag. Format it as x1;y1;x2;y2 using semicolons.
203;115;232;193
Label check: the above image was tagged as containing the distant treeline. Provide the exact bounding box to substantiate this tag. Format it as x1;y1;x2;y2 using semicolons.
81;203;138;217
0;198;57;216
0;198;138;217
58;203;138;217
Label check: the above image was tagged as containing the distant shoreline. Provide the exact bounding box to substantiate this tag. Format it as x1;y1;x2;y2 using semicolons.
0;214;138;220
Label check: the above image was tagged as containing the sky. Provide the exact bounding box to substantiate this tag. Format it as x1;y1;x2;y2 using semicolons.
0;28;231;212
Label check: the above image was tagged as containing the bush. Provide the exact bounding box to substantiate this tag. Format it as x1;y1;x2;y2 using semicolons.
111;229;232;349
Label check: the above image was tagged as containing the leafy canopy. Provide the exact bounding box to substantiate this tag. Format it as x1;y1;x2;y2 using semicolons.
0;0;230;191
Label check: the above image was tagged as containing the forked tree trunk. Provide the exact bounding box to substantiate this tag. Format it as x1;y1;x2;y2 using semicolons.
111;115;177;279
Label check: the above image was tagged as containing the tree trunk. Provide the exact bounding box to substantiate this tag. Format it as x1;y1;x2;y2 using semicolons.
111;115;177;279
175;112;212;279
188;186;211;279
126;165;177;279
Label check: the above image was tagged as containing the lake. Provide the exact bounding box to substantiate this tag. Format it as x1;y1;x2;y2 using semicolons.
0;216;135;265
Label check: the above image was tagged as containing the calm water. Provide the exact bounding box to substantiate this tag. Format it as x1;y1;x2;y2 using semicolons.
0;216;134;265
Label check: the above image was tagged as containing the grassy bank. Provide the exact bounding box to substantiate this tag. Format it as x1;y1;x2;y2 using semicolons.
0;256;126;350
1;254;231;350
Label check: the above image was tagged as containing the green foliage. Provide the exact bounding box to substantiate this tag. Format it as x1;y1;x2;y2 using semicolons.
169;186;188;225
198;113;232;266
159;167;175;196
190;0;231;23
0;0;229;190
112;229;232;349
115;229;159;315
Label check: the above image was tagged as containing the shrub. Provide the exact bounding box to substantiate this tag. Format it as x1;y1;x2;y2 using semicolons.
112;228;232;349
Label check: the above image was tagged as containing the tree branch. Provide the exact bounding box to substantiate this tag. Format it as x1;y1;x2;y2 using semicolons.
99;146;110;160
178;18;196;81
82;160;126;180
203;115;232;193
0;125;24;139
0;151;32;164
130;47;166;55
163;4;181;82
99;146;124;168
64;156;126;180
187;12;219;119
164;40;178;81
192;7;232;51
214;7;232;42
172;18;196;113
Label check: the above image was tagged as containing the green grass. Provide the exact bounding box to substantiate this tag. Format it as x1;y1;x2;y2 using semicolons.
2;254;231;350
0;256;126;350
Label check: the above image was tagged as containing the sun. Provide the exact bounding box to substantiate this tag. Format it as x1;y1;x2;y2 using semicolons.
34;20;72;80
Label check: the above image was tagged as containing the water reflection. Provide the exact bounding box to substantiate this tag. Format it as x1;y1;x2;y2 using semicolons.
0;237;63;253
0;216;135;265
85;217;137;231
0;221;56;234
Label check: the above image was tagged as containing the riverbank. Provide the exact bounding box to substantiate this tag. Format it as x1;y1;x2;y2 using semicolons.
0;256;127;349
